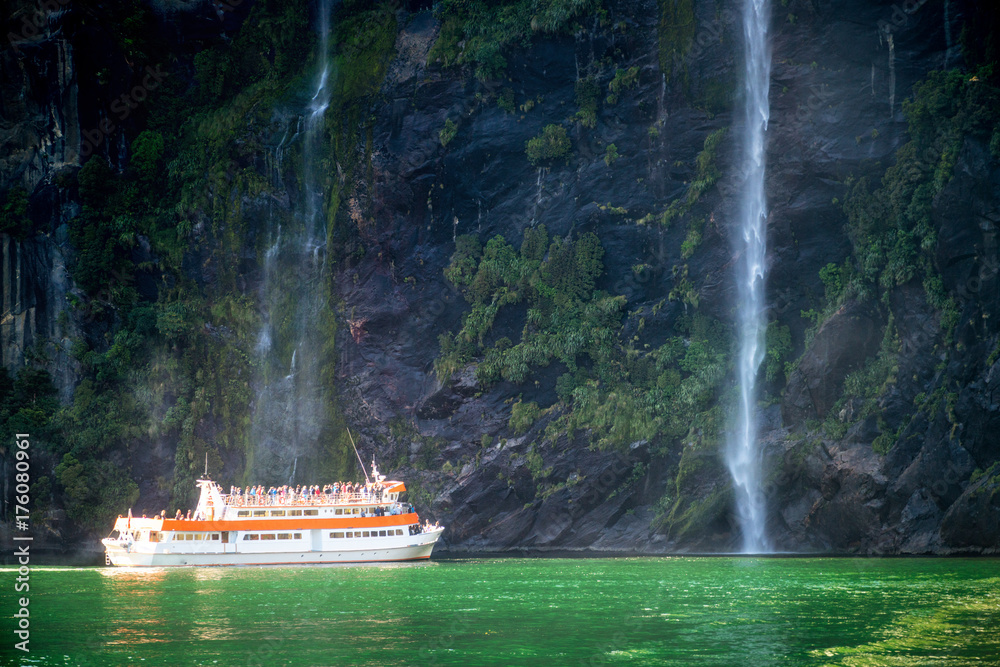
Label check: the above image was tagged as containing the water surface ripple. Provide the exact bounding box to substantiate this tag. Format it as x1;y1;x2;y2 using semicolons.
4;558;999;666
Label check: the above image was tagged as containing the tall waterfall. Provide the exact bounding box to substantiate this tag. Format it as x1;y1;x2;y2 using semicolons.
252;0;333;483
726;0;771;553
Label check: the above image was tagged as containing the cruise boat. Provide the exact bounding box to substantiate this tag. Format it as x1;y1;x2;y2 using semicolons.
101;464;444;567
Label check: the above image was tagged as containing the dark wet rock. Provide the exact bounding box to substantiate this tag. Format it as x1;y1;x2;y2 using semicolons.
940;470;1000;552
782;301;884;423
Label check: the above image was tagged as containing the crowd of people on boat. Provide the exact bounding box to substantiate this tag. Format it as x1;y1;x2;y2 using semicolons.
223;481;389;506
165;502;417;521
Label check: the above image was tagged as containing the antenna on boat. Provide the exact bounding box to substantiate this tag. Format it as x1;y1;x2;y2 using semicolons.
203;452;209;478
346;426;370;484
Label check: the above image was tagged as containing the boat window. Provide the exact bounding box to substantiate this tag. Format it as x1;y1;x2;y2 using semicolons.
395;529;403;536
270;510;285;517
149;532;160;543
345;532;353;538
277;533;291;540
293;533;302;539
243;534;259;541
362;531;370;538
379;530;387;537
335;509;343;515
237;511;250;517
288;510;302;517
330;532;345;539
252;510;266;517
261;534;276;541
210;533;220;540
304;509;318;516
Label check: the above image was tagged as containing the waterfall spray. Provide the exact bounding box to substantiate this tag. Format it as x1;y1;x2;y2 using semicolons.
251;0;334;483
726;0;771;554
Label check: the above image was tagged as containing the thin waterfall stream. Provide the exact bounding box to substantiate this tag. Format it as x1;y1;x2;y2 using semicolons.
251;0;333;483
726;0;772;553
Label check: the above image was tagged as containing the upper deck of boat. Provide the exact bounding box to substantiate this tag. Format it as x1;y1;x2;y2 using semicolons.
219;482;404;509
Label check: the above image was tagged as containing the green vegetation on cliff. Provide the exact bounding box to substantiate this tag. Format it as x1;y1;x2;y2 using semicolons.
428;0;603;79
0;187;31;238
525;124;572;165
655;127;726;227
21;0;399;532
657;0;696;84
805;64;1000;453
843;69;999;317
438;228;731;454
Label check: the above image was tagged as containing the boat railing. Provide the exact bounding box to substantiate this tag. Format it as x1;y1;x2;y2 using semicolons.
218;491;391;508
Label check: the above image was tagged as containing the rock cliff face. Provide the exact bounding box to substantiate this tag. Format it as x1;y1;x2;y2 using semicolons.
3;0;999;555
337;0;1000;555
0;232;79;401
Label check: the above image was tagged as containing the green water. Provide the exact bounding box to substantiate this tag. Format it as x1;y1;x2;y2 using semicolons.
3;558;999;666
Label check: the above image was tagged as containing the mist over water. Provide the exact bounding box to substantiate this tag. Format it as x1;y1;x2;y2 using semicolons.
726;0;772;553
251;0;334;483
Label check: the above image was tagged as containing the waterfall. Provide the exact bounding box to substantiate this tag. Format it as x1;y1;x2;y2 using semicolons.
943;0;952;69
725;0;771;554
887;33;896;118
251;0;334;483
303;0;331;247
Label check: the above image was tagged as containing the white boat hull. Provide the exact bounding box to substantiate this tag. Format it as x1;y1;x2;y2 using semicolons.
104;529;443;567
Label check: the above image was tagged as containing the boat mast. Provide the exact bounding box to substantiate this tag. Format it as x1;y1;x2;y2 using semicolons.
347;426;371;484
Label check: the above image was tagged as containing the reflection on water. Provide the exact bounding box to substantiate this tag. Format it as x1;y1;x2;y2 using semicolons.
96;567;169;580
4;558;999;666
